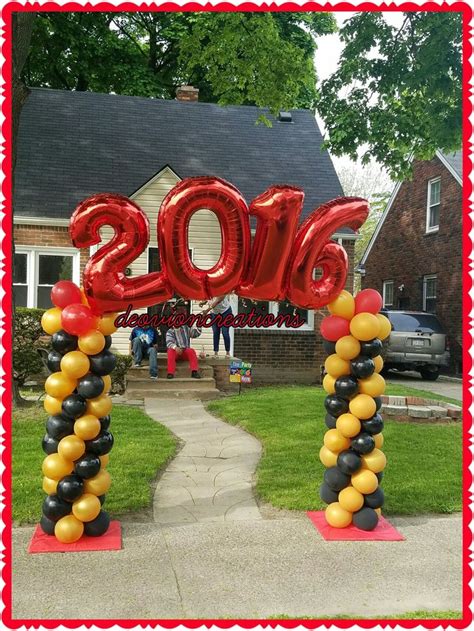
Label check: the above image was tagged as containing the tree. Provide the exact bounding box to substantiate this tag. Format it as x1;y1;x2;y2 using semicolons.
24;12;336;113
317;12;462;179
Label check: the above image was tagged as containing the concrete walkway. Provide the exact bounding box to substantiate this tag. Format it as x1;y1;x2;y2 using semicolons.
386;371;462;401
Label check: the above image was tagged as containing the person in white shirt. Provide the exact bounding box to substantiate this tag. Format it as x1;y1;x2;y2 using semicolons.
200;295;233;358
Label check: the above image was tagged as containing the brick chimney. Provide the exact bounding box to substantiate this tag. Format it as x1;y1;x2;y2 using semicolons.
176;85;199;102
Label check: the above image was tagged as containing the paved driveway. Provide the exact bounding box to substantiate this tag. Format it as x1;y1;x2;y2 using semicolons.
386;371;462;401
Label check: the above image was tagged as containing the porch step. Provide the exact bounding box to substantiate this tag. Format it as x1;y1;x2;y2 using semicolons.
128;365;214;379
126;377;216;391
124;387;222;401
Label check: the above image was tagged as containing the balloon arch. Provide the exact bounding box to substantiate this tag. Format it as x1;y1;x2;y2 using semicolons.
38;177;389;542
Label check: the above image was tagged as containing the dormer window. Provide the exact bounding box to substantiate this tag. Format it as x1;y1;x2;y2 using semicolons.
426;178;440;233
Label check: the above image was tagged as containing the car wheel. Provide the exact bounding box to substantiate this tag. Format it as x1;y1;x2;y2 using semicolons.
420;367;440;381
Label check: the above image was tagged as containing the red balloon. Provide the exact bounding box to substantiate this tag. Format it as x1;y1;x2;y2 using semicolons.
61;304;99;336
354;289;383;314
50;281;82;309
286;198;369;309
320;315;351;341
158;177;251;299
238;186;304;300
70;194;172;314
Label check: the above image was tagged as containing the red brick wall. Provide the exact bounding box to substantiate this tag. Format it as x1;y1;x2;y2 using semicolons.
362;156;462;372
14;224;89;272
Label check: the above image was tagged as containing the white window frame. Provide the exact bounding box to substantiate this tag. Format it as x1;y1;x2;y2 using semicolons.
14;246;80;308
426;177;441;233
236;298;315;332
423;274;437;312
382;280;394;307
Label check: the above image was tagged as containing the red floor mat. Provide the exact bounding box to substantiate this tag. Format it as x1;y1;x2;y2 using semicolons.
28;520;122;553
307;511;405;541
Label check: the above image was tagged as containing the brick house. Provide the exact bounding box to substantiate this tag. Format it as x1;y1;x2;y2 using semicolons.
358;151;462;373
13;86;356;384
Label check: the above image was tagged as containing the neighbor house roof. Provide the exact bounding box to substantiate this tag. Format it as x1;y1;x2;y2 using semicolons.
14;88;351;231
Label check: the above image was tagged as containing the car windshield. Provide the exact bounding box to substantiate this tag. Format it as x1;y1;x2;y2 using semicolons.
387;313;444;333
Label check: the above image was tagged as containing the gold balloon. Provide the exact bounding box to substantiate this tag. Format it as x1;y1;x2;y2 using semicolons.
44;395;63;416
99;454;110;467
42;476;58;495
336;413;362;438
45;372;77;399
376;313;392;340
338;486;364;513
375;507;382;517
101;375;112;394
84;469;111;496
98;313;118;336
80;288;90;306
74;414;101;441
78;330;105;355
42;453;73;480
72;493;101;522
361;448;387;473
319;445;338;467
349;394;377;420
327;290;355;320
60;351;90;379
374;433;384;449
55;514;84;543
86;394;112;418
323;429;350;453
351;469;378;494
41;307;63;335
324;354;350;378
325;502;353;528
335;335;361;361
58;435;86;461
322;373;336;394
358;373;386;397
373;355;384;374
350;312;381;342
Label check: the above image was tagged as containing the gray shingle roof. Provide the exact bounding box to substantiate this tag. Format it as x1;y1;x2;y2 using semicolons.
14;88;350;231
440;150;462;179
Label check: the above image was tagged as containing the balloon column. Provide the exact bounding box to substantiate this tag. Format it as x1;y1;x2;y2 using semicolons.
319;289;391;531
40;281;117;543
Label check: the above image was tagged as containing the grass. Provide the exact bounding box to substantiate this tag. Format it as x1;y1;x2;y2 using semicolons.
268;610;463;619
12;403;177;524
207;386;462;515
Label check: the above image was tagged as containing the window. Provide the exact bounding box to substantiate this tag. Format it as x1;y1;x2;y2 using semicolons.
423;275;437;313
13;252;28;307
426;178;440;232
236;297;314;331
382;280;394;307
37;254;73;308
388;312;443;333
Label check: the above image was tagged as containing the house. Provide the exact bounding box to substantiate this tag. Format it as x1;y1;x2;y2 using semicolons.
358;150;462;373
13;86;356;384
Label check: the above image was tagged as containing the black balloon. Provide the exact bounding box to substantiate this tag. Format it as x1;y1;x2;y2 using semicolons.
319;482;339;505
99;415;111;432
364;487;385;509
376;471;384;483
324;466;350;492
374;396;383;412
324;395;349;417
350;432;376;455
104;335;112;350
334;376;359;399
85;431;114;456
57;475;84;503
46;415;74;441
51;330;78;354
47;351;62;373
62;394;87;419
40;514;56;535
74;454;101;479
84;510;110;537
42;433;59;455
98;494;106;506
77;373;104;399
353;507;379;531
350;356;375;379
325;413;337;430
42;494;72;521
323;340;336;355
359;338;383;358
89;350;116;376
361;413;384;435
337;450;362;475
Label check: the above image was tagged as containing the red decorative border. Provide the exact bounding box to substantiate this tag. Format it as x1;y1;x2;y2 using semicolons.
1;1;472;629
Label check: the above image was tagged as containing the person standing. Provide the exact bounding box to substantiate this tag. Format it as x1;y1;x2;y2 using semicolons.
166;304;202;379
200;295;233;358
129;325;160;380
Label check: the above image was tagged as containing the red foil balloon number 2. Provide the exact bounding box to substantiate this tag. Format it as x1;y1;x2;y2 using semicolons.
70;176;369;314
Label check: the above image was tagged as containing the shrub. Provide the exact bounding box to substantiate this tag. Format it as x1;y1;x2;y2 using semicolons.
13;307;49;387
111;353;132;395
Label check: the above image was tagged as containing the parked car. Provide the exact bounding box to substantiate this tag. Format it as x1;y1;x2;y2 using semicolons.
381;310;450;381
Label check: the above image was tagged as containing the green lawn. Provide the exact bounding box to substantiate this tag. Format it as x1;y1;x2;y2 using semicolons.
208;386;462;515
269;610;462;620
12;404;177;524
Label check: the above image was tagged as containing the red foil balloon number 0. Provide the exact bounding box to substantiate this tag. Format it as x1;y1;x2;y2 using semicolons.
70;177;369;314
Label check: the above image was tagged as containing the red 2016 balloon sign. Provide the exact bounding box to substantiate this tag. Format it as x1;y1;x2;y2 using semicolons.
70;176;369;314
